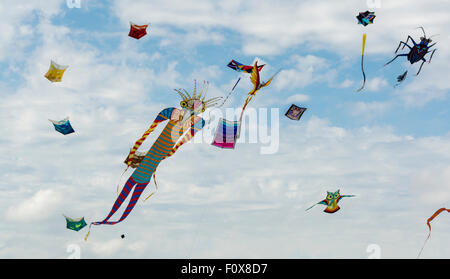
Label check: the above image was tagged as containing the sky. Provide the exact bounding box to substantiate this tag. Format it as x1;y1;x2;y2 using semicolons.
0;0;449;259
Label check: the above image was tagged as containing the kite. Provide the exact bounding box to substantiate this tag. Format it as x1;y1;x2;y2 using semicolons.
356;11;376;26
384;27;437;75
394;70;408;87
211;61;279;149
285;104;307;121
128;22;149;39
64;215;87;231
121;234;125;239
49;117;75;135
227;60;264;74
84;81;222;240
306;190;355;214
240;61;279;115
221;59;265;107
417;208;450;258
44;60;68;82
356;33;367;92
211;118;240;149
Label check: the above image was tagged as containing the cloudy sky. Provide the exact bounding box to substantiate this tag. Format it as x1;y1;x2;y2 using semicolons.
0;0;449;259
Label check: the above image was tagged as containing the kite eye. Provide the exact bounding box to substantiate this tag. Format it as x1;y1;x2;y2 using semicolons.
327;194;333;200
180;101;187;108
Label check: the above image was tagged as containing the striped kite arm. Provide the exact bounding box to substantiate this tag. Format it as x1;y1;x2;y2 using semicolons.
126;108;175;166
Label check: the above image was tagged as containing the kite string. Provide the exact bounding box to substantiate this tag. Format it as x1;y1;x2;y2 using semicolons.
217;77;241;108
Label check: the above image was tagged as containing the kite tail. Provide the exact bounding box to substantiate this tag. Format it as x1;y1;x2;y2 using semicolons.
143;173;158;202
417;208;450;258
116;166;129;195
357;33;367;92
85;176;149;240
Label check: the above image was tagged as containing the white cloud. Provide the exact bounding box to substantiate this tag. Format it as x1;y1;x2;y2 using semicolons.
6;189;63;221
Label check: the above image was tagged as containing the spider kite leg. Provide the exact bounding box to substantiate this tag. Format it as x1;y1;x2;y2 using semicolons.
396;41;412;53
401;36;417;50
416;58;427;75
428;48;437;64
384;54;408;67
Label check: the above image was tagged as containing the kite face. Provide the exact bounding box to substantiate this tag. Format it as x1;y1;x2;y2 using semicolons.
175;81;222;115
128;22;148;39
285;104;307;121
323;190;342;213
211;118;239;149
49;117;75;135
227;60;264;73
356;11;375;26
44;60;68;82
64;216;87;231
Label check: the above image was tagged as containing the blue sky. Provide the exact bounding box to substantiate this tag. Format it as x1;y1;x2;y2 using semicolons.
0;0;449;258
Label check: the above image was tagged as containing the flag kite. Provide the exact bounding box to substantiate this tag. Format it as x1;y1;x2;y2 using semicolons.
356;33;367;92
49;117;75;135
306;190;355;214
128;22;149;39
85;81;222;240
356;11;376;26
418;208;450;258
211;118;240;149
227;60;264;74
64;215;87;231
44;60;68;82
285;104;307;121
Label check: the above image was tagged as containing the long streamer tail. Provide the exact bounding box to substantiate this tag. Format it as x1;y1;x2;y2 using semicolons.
357;33;367;92
417;208;450;258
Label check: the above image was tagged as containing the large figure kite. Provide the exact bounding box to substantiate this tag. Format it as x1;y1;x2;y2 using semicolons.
418;208;450;258
384;27;437;75
306;190;355;214
85;81;221;240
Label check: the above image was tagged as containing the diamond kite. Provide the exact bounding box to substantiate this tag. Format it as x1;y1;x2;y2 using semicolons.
356;11;376;26
306;190;355;214
285;104;307;121
64;215;87;231
128;22;149;39
49;117;75;135
44;60;68;82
